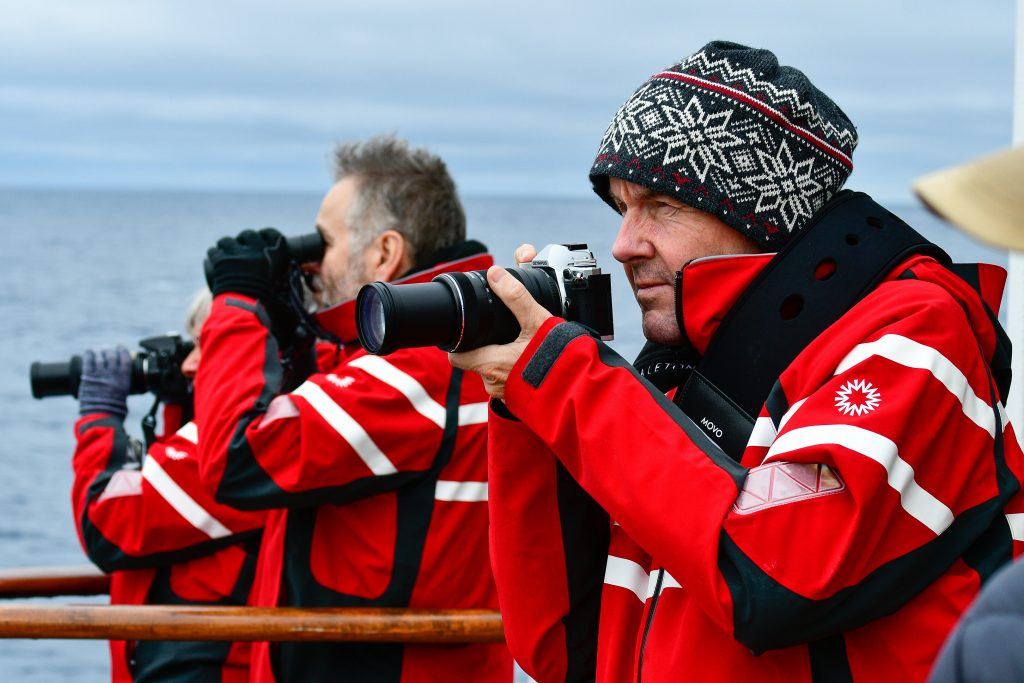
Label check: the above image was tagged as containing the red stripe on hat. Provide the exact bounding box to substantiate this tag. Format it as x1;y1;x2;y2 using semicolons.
654;71;854;170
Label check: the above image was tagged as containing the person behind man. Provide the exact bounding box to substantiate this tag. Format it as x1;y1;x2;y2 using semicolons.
450;41;1024;681
195;135;511;681
72;289;266;682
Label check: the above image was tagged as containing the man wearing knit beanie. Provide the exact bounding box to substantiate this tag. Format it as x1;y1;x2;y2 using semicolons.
592;40;857;248
452;41;1022;683
590;40;858;345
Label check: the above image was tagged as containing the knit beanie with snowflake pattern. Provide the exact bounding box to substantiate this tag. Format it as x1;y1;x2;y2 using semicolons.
590;41;858;249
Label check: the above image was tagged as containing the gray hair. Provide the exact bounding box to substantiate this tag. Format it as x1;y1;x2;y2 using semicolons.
184;288;212;339
332;134;466;264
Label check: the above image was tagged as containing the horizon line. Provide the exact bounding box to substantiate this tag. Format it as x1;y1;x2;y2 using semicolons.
0;183;918;206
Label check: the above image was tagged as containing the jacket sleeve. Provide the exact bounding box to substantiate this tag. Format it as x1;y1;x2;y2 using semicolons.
71;414;265;573
195;294;460;510
160;402;186;437
502;280;1020;652
488;400;608;683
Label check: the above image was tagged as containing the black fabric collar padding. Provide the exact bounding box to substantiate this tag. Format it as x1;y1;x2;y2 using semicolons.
675;190;949;460
633;340;701;393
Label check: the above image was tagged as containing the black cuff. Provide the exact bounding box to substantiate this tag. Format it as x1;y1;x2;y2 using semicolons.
79;403;127;420
211;276;274;302
490;398;520;421
521;322;591;389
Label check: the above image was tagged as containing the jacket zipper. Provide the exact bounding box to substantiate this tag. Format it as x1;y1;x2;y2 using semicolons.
673;270;684;340
636;568;664;682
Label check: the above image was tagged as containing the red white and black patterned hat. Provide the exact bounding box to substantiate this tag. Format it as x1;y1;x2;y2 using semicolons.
590;41;858;248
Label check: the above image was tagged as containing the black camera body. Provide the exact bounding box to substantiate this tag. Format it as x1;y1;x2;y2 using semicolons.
355;243;614;355
30;334;195;400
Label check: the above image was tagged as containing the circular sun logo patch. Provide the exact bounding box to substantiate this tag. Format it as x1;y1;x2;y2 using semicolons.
834;379;882;416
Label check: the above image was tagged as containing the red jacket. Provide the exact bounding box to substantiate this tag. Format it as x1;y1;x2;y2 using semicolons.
72;409;266;682
194;255;512;682
489;253;1024;683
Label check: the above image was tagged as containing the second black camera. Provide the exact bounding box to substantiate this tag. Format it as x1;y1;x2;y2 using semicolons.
355;243;614;355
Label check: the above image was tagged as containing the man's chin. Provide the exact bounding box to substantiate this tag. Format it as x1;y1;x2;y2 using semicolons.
641;311;683;345
313;280;356;308
320;287;363;309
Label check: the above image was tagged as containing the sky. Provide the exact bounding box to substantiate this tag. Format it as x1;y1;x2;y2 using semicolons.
0;0;1017;201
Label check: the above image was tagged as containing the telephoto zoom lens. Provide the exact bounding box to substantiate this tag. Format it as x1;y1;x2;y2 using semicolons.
356;267;561;355
30;353;152;399
357;281;463;356
30;357;84;399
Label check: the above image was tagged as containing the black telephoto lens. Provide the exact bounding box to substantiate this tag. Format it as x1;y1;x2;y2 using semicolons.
31;352;155;399
435;268;561;352
355;267;562;355
30;356;84;399
356;281;462;355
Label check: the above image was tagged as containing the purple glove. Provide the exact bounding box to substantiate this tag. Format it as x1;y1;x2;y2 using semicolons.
78;347;132;418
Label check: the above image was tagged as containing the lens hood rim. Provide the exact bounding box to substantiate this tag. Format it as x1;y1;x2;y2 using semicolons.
355;282;394;355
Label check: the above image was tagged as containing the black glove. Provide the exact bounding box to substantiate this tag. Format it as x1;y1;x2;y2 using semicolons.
79;347;132;419
206;228;289;301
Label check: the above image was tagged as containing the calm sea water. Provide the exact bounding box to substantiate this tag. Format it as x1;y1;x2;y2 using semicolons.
0;189;1007;680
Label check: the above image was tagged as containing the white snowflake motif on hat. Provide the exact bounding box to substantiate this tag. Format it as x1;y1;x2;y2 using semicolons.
834;379;882;417
601;90;662;157
644;96;745;182
742;140;825;231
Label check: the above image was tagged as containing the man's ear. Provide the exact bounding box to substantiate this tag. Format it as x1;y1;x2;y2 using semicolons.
373;230;414;282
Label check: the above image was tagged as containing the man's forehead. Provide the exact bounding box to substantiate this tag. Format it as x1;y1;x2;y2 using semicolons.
315;180;357;240
609;177;674;202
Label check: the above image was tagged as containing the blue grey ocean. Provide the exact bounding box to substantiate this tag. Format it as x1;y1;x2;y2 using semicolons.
0;189;1008;680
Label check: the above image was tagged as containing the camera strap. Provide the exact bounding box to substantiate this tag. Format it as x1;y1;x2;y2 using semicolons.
673;191;951;461
141;395;161;450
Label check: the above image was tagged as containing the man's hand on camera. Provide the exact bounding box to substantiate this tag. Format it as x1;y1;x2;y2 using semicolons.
449;244;551;401
79;346;132;419
206;228;289;301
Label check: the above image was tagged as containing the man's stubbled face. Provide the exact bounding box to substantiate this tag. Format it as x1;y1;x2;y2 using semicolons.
608;177;760;344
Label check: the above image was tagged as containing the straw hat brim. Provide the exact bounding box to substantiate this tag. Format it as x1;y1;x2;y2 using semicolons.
914;146;1024;252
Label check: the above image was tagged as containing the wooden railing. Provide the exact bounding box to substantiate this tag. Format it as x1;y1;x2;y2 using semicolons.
0;565;109;598
0;605;504;642
0;567;503;643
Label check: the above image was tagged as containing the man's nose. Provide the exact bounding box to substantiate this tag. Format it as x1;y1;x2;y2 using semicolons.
611;213;655;264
